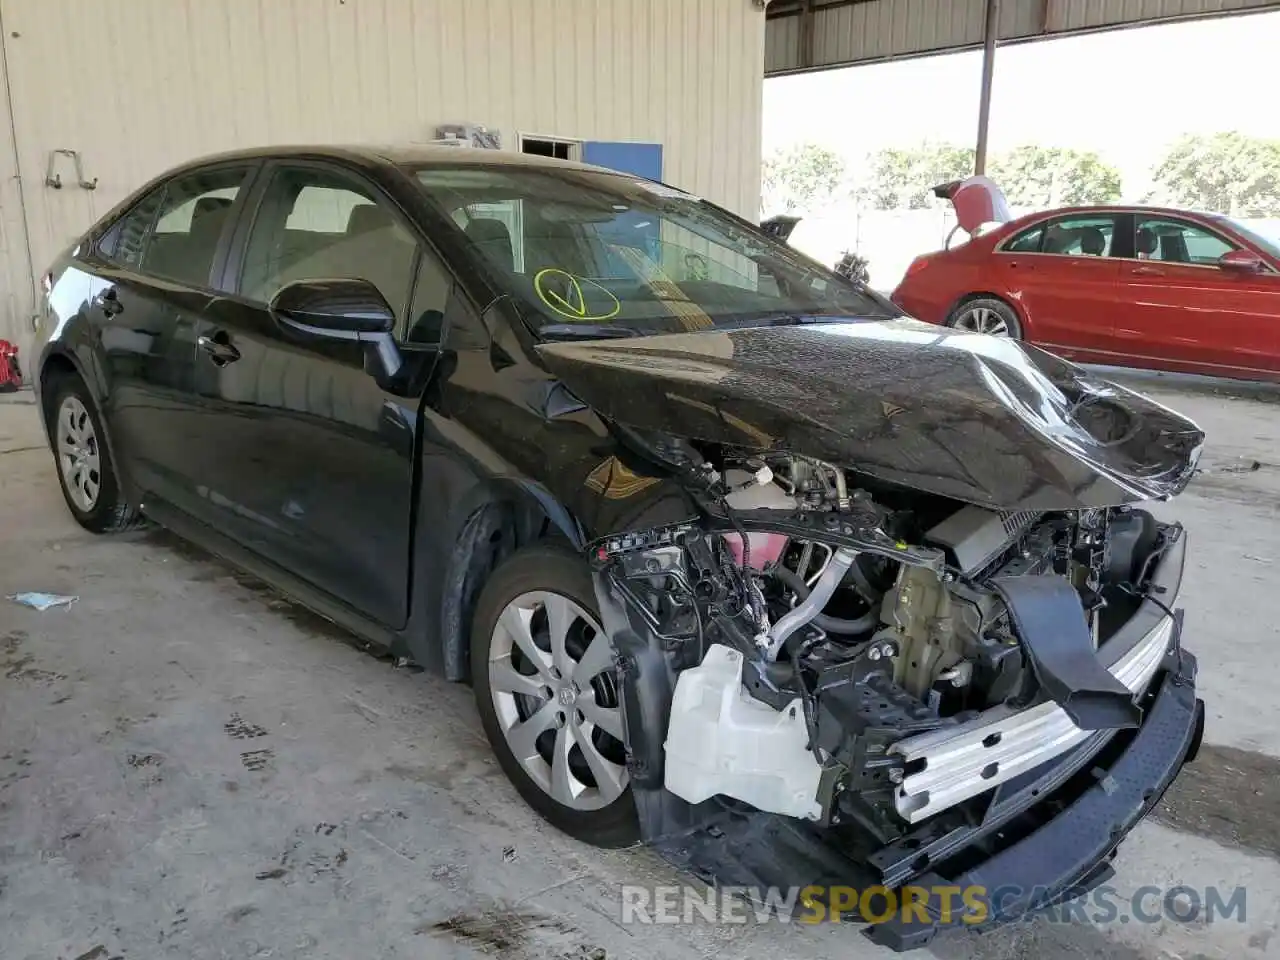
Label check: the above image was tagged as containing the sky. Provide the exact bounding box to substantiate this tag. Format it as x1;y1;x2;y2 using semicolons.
763;9;1280;200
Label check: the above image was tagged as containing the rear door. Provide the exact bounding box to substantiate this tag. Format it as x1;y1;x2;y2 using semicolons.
91;162;256;513
1116;215;1280;377
994;212;1126;360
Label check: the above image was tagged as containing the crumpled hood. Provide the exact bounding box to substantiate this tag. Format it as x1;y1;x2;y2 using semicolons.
536;320;1205;511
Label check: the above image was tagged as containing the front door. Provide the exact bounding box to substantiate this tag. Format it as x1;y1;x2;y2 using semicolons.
188;162;449;627
1116;215;1280;378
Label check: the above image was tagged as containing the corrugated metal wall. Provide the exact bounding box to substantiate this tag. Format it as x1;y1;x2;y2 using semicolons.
0;31;31;348
765;0;1280;74
0;0;766;359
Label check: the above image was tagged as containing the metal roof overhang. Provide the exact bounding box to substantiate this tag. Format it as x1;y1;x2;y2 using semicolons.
765;0;1280;75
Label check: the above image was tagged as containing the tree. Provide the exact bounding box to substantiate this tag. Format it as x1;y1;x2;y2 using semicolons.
858;143;975;211
760;143;847;216
988;146;1122;208
1148;132;1280;217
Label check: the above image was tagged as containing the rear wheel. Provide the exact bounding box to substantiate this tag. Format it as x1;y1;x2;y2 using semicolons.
948;297;1023;339
46;374;143;533
471;544;638;847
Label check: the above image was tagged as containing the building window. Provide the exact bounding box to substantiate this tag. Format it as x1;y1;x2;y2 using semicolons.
519;136;578;161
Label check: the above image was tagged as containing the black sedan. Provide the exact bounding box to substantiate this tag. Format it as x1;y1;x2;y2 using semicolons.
33;145;1205;949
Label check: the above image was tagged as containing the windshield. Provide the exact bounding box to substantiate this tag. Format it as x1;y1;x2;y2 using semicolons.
409;164;897;335
1215;216;1280;261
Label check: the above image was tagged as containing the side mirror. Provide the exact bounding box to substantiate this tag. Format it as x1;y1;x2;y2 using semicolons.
269;278;403;381
1219;249;1264;273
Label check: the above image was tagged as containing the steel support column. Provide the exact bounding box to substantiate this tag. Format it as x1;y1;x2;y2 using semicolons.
798;0;816;68
974;0;1000;175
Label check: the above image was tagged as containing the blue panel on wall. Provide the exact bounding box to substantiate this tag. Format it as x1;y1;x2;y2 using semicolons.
581;141;664;181
581;142;664;276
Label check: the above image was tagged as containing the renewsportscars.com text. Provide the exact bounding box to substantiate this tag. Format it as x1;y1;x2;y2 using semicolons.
619;883;1247;927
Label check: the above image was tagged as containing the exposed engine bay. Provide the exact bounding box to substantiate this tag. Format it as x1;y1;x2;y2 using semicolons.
534;321;1203;946
592;443;1179;843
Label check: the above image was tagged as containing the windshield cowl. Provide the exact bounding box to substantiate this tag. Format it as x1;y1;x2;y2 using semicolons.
536;311;904;341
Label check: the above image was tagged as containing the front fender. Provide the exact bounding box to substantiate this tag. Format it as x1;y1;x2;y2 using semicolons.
428;477;582;681
411;449;698;682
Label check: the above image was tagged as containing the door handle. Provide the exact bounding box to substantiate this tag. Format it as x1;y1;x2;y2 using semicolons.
1130;265;1164;277
92;287;123;316
198;332;241;366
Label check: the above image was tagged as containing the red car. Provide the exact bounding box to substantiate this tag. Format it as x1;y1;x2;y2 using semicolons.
891;177;1280;382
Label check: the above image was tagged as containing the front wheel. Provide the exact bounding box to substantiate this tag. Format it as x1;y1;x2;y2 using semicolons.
470;544;638;847
947;297;1023;339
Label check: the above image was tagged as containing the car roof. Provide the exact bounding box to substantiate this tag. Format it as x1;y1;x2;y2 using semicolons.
1004;204;1231;229
86;143;675;251
169;143;616;176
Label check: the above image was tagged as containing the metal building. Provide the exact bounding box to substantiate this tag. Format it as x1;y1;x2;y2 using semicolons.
0;0;768;358
765;0;1280;75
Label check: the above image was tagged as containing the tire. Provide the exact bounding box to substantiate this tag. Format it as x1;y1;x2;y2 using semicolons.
45;373;144;534
947;297;1023;339
471;543;638;847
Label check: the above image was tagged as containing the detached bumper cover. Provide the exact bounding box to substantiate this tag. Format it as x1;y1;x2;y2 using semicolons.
867;642;1202;951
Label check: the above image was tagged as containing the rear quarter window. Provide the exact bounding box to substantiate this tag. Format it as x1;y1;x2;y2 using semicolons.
97;188;165;269
1004;225;1044;253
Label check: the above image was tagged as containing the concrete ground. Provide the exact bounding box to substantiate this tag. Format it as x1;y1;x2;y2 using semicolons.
2;375;1279;960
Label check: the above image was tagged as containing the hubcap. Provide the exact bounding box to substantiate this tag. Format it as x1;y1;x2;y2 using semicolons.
488;591;627;811
955;306;1011;337
55;396;101;512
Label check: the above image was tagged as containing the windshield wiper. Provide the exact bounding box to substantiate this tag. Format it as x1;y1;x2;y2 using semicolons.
539;323;640;341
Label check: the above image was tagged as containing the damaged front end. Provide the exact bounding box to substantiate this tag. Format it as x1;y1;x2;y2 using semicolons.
538;322;1205;949
586;444;1202;950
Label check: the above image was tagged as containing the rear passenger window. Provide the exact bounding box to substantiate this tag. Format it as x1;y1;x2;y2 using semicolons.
143;168;251;287
238;167;419;329
1041;215;1115;257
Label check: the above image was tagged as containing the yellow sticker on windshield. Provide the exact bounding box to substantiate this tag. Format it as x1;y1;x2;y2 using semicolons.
533;268;621;322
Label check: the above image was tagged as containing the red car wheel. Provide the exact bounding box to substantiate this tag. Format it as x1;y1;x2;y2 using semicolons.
948;298;1023;339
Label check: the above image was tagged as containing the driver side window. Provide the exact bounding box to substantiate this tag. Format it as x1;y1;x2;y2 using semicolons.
239;167;419;332
1134;217;1237;265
